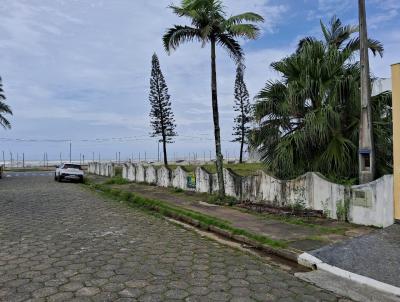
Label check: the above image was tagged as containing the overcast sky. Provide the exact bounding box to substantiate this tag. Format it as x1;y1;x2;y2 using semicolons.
0;0;399;163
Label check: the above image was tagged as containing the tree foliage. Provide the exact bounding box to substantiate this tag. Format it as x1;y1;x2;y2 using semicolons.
250;17;391;181
163;0;264;197
149;54;177;165
232;65;251;163
0;77;12;129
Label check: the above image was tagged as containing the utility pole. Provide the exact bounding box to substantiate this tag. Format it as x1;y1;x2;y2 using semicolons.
69;141;72;163
392;63;400;221
2;151;4;167
358;0;375;183
22;153;25;168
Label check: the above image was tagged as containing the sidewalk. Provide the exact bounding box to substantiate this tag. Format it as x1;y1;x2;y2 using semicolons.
310;224;400;288
94;177;372;257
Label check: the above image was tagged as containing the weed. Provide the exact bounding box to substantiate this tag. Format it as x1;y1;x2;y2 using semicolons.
208;194;237;206
104;177;129;185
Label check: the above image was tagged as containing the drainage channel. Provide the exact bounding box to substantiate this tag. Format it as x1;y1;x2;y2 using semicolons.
166;217;310;275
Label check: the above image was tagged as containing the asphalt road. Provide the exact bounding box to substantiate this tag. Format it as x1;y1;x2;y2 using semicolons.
0;175;348;302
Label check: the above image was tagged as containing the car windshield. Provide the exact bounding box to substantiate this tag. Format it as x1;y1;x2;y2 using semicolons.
63;164;82;170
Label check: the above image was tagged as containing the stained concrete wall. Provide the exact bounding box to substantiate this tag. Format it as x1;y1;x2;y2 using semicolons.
145;166;157;184
157;166;171;188
172;167;188;190
196;167;212;194
136;164;146;182
127;163;136;182
349;175;394;228
90;161;394;228
88;162;115;177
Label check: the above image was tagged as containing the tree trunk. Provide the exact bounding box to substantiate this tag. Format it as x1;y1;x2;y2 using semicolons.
239;131;244;164
162;135;168;166
211;37;225;197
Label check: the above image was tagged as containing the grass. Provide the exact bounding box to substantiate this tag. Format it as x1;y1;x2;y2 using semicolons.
235;207;348;235
104;177;130;185
114;166;123;177
167;162;266;176
84;180;288;249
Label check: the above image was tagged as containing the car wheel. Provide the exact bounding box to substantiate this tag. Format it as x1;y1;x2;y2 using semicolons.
58;175;63;182
54;173;58;181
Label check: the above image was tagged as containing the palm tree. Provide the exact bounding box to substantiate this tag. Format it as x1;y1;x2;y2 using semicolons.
0;77;12;129
163;0;264;197
298;15;383;57
250;39;392;181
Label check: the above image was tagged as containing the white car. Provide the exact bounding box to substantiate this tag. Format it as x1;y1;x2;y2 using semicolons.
55;163;84;183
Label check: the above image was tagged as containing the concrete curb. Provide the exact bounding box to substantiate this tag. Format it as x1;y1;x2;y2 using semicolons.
298;252;400;297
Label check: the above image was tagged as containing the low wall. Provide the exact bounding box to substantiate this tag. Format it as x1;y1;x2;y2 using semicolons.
172;167;188;190
145;166;157;184
157;166;171;188
88;162;115;177
88;162;394;228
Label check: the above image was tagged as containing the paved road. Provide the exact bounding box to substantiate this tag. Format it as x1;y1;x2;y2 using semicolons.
3;171;54;178
0;175;347;302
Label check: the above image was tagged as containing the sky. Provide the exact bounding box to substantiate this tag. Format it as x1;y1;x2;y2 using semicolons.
0;0;399;163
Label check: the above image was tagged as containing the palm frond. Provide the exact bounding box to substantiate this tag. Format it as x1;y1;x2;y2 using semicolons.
226;24;260;39
216;33;244;64
344;37;384;57
163;25;202;52
226;12;264;25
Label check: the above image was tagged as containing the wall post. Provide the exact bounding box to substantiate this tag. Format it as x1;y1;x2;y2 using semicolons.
392;63;400;221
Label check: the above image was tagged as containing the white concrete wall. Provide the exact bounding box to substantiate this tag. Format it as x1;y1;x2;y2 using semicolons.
349;175;394;228
172;167;188;190
127;163;136;182
122;164;129;179
196;167;212;193
145;166;157;184
90;161;394;228
136;164;146;182
157;166;171;188
223;168;242;199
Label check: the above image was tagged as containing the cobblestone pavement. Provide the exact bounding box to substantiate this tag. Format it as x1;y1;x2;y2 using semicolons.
0;175;348;302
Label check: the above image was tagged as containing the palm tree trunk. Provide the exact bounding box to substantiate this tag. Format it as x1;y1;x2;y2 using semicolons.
211;37;225;197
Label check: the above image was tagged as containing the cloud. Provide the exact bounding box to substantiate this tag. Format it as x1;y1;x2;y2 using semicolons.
0;0;398;160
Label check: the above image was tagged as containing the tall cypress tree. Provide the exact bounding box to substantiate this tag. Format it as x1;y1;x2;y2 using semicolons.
149;53;177;165
0;76;12;129
232;65;251;163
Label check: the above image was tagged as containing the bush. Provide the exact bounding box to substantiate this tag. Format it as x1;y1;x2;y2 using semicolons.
208;194;237;206
104;177;129;185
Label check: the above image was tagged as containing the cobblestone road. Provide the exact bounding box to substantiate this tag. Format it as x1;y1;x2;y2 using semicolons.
0;175;346;302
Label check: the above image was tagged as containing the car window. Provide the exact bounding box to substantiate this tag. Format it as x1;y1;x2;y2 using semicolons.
63;164;82;170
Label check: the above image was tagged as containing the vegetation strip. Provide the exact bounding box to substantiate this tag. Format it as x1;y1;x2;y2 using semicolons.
83;180;290;253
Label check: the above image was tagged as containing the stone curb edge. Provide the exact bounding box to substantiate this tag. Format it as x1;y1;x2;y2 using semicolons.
298;252;400;297
157;209;302;263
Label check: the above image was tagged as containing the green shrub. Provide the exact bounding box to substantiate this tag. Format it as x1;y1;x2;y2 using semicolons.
104;177;129;185
173;187;184;193
208;194;237;206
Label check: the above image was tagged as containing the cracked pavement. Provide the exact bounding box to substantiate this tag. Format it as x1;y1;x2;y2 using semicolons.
0;174;349;301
